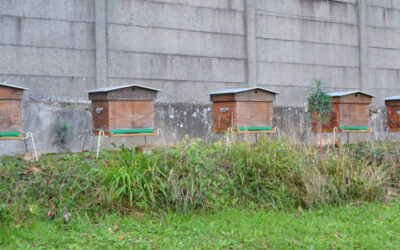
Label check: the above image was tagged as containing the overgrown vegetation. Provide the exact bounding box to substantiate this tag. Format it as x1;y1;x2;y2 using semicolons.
1;137;399;223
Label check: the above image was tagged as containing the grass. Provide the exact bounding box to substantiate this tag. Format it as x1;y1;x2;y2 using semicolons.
1;202;400;249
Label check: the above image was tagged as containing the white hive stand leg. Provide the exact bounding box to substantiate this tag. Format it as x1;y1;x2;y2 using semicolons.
96;130;105;159
275;127;281;139
156;128;167;149
22;132;38;162
226;127;233;146
333;127;338;147
371;127;378;142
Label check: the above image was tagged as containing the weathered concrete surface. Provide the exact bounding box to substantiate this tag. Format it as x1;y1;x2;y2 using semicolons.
1;102;395;156
1;0;400;155
95;0;108;88
0;102;213;156
0;101;91;156
246;0;257;86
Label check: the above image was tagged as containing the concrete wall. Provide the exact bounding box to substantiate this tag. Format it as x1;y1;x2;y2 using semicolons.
1;0;400;155
367;0;400;103
106;0;247;104
256;0;361;107
0;0;96;101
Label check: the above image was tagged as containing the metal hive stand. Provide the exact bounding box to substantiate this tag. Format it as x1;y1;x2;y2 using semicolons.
0;131;38;161
332;127;377;145
225;127;281;145
89;128;166;159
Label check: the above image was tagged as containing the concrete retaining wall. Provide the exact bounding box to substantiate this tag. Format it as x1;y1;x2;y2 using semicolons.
1;0;400;155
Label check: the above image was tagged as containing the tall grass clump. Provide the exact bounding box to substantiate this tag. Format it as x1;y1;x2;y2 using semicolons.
301;145;387;207
92;145;166;210
93;138;231;211
1;137;399;221
224;139;307;208
94;137;395;211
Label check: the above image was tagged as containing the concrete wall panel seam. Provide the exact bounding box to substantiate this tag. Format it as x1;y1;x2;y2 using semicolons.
368;46;400;51
256;12;358;26
0;14;95;24
134;0;245;12
368;25;400;33
106;22;245;37
256;61;360;69
107;49;247;61
266;85;361;90
0;43;95;52
370;67;400;71
108;76;246;84
368;4;400;10
255;38;359;48
0;73;95;79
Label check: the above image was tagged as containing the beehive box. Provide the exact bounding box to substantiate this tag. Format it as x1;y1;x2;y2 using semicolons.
385;95;400;132
210;87;278;133
87;84;161;136
0;83;28;140
312;90;375;133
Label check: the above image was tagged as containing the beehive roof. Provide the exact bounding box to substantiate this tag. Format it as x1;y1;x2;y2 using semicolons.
87;84;162;93
384;95;400;101
210;87;278;95
328;90;375;98
0;82;28;90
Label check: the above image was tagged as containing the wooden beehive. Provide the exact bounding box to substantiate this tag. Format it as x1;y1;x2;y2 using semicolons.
311;90;375;133
385;95;400;132
0;83;28;140
210;87;278;133
87;84;161;136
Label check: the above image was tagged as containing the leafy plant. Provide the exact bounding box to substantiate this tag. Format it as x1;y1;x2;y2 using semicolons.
54;124;68;146
307;79;333;155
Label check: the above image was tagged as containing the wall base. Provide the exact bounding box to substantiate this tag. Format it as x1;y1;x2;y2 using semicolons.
0;101;396;156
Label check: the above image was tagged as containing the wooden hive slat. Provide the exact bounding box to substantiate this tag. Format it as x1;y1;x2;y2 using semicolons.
235;101;272;128
0;100;22;132
108;100;154;130
213;101;235;133
339;103;369;127
91;101;109;131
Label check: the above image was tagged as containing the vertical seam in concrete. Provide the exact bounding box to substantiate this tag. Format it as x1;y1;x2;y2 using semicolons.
246;0;257;87
95;0;108;88
358;0;368;91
